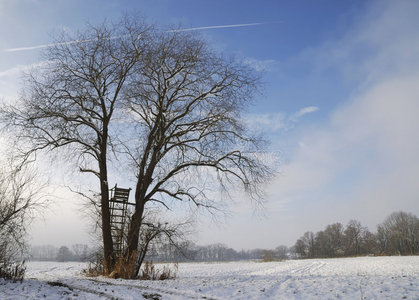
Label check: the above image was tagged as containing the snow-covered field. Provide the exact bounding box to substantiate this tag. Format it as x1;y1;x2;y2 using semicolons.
1;256;418;299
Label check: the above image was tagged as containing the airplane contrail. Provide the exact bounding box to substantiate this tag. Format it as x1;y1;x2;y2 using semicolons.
4;36;121;53
4;22;272;52
5;41;81;52
168;22;267;32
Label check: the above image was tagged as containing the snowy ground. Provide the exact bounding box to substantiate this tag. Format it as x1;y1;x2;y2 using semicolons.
0;256;418;299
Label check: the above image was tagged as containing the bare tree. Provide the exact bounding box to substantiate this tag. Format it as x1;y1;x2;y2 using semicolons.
294;239;307;259
119;28;271;277
2;17;271;278
376;224;391;255
0;159;44;280
295;231;315;258
294;212;418;259
344;220;366;256
378;211;419;255
72;244;90;261
56;246;74;262
275;245;288;259
361;229;377;255
0;160;43;253
134;219;190;276
323;223;344;257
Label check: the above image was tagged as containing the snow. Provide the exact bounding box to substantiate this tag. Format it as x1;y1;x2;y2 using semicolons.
1;256;418;299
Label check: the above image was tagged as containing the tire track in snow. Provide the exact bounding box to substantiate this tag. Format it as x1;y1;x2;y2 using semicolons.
84;278;221;300
308;261;326;274
47;281;118;299
289;261;326;276
287;262;314;275
28;264;219;299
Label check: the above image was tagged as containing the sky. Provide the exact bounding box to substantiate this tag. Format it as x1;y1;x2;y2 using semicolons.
1;0;419;250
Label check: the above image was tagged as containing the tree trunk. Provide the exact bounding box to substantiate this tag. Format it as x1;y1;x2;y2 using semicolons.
100;180;113;274
124;185;147;278
99;141;114;275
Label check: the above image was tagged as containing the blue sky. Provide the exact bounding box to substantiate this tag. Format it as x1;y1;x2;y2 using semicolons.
1;0;418;250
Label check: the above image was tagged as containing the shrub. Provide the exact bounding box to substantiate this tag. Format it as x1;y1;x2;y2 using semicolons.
82;250;104;277
0;259;26;282
262;250;277;262
139;261;178;280
108;252;137;279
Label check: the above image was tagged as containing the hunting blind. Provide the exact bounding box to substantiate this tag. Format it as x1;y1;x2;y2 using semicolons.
109;185;134;256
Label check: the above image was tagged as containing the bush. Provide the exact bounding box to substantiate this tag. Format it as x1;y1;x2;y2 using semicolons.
0;260;26;282
82;250;105;277
139;261;178;280
262;250;277;262
108;253;137;279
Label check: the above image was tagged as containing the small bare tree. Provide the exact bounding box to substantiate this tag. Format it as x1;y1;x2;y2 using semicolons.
0;159;44;280
135;217;191;276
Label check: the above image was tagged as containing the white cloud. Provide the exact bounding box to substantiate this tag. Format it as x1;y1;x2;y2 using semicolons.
294;106;319;118
0;64;31;79
270;74;419;234
0;65;25;101
243;57;277;72
268;0;419;237
306;1;419;87
244;112;286;132
245;106;319;133
0;62;47;101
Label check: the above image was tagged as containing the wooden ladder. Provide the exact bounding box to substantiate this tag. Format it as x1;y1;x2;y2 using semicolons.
109;185;133;257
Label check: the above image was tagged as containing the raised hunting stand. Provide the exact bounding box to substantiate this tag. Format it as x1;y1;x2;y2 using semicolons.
109;185;134;257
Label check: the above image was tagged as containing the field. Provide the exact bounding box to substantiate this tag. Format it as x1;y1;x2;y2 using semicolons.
1;256;418;299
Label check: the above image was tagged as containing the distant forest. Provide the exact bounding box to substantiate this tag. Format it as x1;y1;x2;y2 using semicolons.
294;211;419;258
29;211;418;262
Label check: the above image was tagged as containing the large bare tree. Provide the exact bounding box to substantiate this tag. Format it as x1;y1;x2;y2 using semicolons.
2;17;271;278
120;29;270;277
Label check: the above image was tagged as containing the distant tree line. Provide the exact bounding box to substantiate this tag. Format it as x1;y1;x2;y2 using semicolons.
294;211;419;259
30;242;292;263
30;211;418;263
143;241;293;262
30;244;93;262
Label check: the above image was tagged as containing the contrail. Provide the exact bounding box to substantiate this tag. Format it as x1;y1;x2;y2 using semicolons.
4;22;272;53
5;41;78;52
4;36;121;53
168;22;267;32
